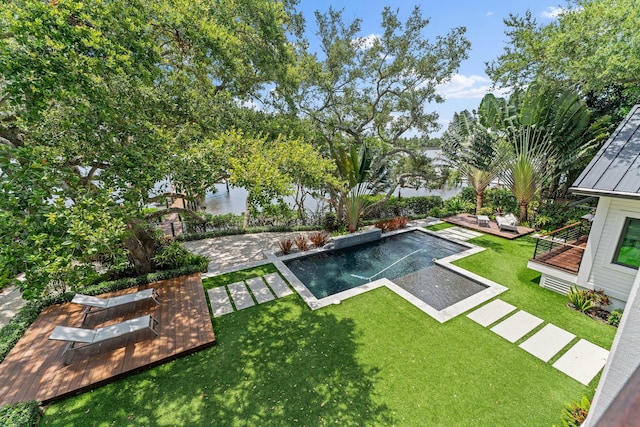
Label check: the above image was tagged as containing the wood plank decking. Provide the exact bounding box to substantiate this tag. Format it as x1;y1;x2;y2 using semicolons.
530;239;588;274
443;213;535;240
0;274;215;406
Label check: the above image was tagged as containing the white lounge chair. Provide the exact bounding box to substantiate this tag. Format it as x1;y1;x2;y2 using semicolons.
49;314;159;365
72;288;160;323
496;213;519;233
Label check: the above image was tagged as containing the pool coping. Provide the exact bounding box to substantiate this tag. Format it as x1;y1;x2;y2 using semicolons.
272;227;508;323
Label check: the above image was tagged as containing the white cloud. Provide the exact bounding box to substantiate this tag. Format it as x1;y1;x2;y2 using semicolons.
436;74;510;100
352;33;381;49
486;11;494;17
541;6;566;19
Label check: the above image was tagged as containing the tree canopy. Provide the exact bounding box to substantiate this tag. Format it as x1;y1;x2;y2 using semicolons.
0;0;305;297
486;0;640;124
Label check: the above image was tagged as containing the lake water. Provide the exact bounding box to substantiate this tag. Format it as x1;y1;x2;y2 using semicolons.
202;149;460;215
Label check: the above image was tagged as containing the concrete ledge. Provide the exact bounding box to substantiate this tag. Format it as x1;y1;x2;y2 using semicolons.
333;228;381;250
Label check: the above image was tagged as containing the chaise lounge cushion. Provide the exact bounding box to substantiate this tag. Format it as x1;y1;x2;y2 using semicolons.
496;214;519;232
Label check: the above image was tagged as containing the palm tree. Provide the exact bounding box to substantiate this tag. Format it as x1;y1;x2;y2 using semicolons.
441;111;508;214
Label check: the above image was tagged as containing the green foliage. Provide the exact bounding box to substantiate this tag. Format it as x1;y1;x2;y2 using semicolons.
0;400;42;427
152;241;192;270
0;0;303;299
322;212;341;233
444;196;475;214
487;1;640;124
205;213;242;229
557;396;591;427
608;309;624;327
484;188;519;215
567;286;595;313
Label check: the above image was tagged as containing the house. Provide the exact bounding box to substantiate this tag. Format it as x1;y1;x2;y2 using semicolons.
527;105;640;309
524;105;640;425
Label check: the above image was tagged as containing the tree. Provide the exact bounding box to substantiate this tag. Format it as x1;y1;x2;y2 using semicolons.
486;0;640;124
288;6;470;219
0;0;302;297
440;110;509;214
475;85;597;220
211;130;337;228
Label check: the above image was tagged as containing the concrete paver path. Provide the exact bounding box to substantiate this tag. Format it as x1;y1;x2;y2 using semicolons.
246;277;275;304
208;287;234;317
490;310;544;343
227;282;255;310
553;339;609;385
467;299;516;327
519;324;576;362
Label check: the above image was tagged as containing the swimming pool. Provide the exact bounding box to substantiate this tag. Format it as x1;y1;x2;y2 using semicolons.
283;230;468;299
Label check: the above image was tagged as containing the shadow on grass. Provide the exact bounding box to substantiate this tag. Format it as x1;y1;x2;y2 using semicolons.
41;297;392;426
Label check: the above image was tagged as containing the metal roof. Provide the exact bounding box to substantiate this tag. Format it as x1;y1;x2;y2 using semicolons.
570;105;640;199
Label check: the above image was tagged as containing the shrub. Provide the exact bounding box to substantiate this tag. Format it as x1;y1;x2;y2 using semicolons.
534;200;589;231
323;212;340;232
557;396;590;426
587;289;611;308
567;286;595;313
279;238;294;255
0;400;42;427
152;240;192;270
608;309;624;327
308;231;330;248
294;234;309;251
484;188;518;214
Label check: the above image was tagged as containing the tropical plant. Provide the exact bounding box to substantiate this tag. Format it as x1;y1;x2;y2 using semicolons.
608;309;624;327
441;110;510;213
279;238;294;255
293;235;310;251
152;241;193;270
308;231;330;248
557;395;591;427
567;286;595;313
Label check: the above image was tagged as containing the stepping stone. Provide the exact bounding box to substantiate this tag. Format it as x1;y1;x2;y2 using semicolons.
519;324;576;362
208;287;234;317
490;310;544;343
246;277;275;304
436;227;482;241
467;299;517;327
227;282;255;310
552;339;609;385
264;272;293;298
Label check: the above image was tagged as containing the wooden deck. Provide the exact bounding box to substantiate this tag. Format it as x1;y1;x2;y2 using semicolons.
0;274;215;406
530;238;588;274
443;213;535;239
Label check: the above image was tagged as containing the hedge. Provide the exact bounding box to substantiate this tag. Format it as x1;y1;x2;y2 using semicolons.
0;401;42;427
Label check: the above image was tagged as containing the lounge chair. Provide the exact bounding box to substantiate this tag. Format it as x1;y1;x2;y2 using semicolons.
49;314;159;365
72;288;160;323
496;213;519;233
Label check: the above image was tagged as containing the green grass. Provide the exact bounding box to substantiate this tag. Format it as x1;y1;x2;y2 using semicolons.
40;233;617;426
425;221;454;231
201;264;279;290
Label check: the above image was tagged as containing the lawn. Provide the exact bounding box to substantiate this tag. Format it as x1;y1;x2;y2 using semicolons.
40;231;616;426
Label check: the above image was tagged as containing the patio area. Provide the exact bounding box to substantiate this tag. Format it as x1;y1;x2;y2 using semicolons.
443;213;535;239
0;274;215;406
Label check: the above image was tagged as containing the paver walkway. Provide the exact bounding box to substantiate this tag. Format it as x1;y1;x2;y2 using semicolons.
209;274;293;317
0;286;26;329
434;226;483;242
467;298;609;386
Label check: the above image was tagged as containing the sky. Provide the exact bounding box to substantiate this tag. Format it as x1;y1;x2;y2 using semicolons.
296;0;564;135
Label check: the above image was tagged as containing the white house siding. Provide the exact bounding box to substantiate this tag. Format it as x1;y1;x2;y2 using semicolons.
585;269;640;425
585;197;640;304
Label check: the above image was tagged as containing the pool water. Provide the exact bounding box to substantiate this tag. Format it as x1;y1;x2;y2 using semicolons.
284;230;467;299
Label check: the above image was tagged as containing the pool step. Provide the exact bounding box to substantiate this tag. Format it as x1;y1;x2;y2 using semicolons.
209;273;293;317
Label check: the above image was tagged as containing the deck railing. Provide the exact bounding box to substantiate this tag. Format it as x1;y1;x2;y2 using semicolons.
531;221;591;274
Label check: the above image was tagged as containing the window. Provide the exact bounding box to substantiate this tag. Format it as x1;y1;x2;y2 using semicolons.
614;218;640;269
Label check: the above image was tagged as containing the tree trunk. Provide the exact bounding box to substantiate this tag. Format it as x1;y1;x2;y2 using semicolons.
243;195;250;229
124;219;158;274
519;201;528;223
476;191;484;215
